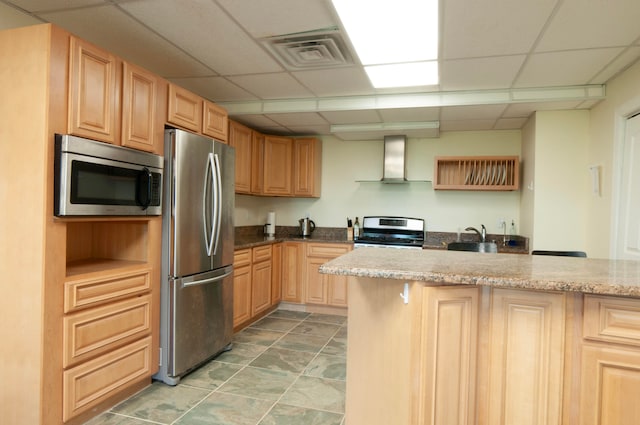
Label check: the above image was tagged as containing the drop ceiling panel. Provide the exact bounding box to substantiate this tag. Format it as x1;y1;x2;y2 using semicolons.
216;0;336;38
292;67;375;97
228;73;315;99
39;5;214;78
120;0;283;75
590;47;640;84
0;3;42;29
8;0;103;11
440;119;497;131
440;55;526;91
536;0;640;52
320;110;381;125
494;117;528;130
286;124;332;135
442;0;557;58
233;114;282;128
168;76;257;102
514;48;624;87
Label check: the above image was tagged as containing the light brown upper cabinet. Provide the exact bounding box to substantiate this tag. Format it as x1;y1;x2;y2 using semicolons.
229;120;253;194
203;100;228;142
167;83;229;143
293;137;322;197
263;135;293;196
68;36;119;144
121;62;157;152
167;83;202;133
251;131;265;195
434;156;520;191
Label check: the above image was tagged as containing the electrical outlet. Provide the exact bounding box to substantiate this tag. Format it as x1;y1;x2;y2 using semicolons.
497;218;506;230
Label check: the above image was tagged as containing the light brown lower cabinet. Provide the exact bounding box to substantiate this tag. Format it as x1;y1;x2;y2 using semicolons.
281;242;304;303
345;278;640;425
482;288;566;425
304;243;351;307
233;245;278;330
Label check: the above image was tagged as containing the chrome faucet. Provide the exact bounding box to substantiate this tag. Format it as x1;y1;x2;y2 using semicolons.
465;224;486;242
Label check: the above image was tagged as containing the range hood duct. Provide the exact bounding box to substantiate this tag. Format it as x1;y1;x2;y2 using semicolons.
381;135;408;183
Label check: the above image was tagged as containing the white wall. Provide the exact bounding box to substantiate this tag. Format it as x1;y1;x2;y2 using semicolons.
236;130;521;235
525;110;590;252
587;60;640;259
519;115;536;243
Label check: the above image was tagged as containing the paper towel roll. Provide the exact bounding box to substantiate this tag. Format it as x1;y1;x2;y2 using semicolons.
266;211;276;236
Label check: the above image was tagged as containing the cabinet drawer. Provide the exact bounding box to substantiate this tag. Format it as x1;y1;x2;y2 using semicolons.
63;294;152;367
64;269;151;313
234;249;251;267
584;294;640;346
253;245;272;263
63;336;152;421
307;243;350;258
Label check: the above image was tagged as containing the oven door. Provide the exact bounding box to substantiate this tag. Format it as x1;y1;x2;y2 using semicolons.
55;151;162;216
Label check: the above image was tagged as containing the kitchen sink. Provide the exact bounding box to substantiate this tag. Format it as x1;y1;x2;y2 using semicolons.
447;242;498;253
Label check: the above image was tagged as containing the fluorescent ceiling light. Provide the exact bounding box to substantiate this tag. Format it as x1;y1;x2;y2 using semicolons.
330;121;440;133
365;62;438;88
332;0;439;88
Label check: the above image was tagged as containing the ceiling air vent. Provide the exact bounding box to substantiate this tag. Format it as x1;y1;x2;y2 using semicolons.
262;29;353;70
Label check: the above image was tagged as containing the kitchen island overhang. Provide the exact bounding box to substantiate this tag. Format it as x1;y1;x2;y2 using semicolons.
320;247;640;425
319;246;640;297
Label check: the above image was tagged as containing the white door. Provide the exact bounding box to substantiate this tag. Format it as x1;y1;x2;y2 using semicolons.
615;113;640;260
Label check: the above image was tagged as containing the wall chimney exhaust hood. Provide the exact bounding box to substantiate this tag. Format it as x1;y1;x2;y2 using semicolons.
382;135;408;183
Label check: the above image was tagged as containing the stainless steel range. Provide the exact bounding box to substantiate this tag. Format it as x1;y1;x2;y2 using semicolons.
354;216;425;249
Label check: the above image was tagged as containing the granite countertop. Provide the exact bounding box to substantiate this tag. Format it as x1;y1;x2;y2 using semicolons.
235;234;352;249
319;247;640;297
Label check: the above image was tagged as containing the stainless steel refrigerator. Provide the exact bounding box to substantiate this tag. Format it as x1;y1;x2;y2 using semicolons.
155;128;235;385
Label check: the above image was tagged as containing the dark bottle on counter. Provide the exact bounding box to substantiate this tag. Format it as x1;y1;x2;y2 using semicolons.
353;217;360;240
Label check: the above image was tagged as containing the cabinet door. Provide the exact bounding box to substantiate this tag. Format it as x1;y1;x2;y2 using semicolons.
305;257;328;304
281;242;303;303
263;136;293;196
68;36;119;143
484;288;565;425
580;345;640;425
121;61;157;152
203;100;228;142
251;131;265;195
229;120;252;194
271;243;282;305
252;259;272;315
293;138;322;197
233;264;251;328
167;83;202;133
327;274;348;307
419;286;479;425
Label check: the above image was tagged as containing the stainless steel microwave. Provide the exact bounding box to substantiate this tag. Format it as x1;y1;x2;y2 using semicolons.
54;134;163;216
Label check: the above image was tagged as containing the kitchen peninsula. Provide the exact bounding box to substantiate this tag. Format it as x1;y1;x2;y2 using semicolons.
320;248;640;425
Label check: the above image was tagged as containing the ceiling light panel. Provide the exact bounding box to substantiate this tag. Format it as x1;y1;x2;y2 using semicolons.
332;0;438;65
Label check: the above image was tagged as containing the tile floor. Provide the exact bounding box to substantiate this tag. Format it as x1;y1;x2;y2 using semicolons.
85;310;347;425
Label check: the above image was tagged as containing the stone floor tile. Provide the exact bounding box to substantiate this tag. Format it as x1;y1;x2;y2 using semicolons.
110;381;209;424
290;322;340;338
279;376;346;414
258;403;343;425
218;366;297;401
214;342;268;365
273;333;331;353
175;392;273;425
250;317;301;332
233;327;286;346
268;310;311;320
304;354;346;381
305;313;347;325
180;360;243;390
250;347;316;373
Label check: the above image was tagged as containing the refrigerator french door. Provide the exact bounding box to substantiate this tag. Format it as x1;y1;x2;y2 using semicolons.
155;128;235;385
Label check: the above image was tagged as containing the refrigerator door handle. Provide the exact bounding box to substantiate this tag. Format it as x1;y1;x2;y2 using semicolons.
212;153;222;256
179;266;233;288
203;153;216;256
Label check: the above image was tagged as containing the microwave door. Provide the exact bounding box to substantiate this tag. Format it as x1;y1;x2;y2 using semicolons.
171;131;216;278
